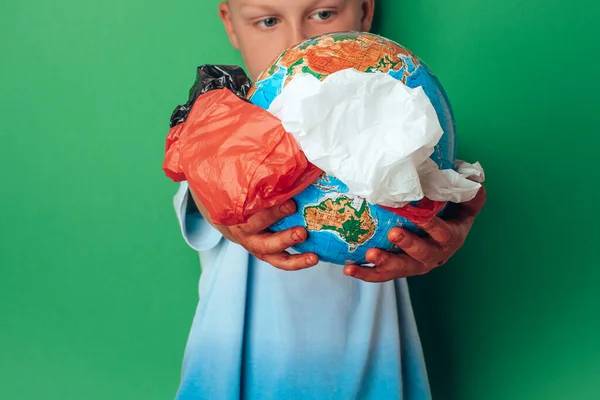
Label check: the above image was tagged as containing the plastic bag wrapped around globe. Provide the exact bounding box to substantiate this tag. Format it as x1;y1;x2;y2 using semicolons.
163;65;323;226
246;31;464;265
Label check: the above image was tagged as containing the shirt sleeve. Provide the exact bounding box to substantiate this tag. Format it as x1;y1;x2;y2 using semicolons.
174;181;223;252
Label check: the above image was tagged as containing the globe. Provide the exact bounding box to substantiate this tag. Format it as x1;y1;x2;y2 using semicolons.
247;31;457;266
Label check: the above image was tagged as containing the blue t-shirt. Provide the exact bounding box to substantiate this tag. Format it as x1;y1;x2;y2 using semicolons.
173;182;431;400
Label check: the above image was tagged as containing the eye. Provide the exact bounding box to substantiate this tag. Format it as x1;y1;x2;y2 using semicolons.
257;17;279;28
311;10;335;21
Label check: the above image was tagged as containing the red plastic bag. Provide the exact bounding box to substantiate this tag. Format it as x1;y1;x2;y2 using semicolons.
163;88;323;226
380;199;446;226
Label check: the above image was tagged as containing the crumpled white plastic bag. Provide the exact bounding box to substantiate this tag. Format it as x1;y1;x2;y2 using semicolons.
267;69;485;207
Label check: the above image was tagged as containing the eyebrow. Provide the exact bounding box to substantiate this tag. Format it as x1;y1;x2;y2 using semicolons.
237;0;349;14
237;2;279;16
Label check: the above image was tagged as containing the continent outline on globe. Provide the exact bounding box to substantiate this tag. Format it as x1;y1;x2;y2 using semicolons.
303;192;377;252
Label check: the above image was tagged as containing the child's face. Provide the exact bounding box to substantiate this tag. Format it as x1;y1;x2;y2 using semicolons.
219;0;375;80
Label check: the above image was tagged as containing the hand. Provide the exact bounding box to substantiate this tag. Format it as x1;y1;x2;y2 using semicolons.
190;189;318;271
343;186;487;282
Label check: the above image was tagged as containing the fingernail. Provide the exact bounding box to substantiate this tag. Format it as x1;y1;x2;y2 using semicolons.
305;256;315;265
292;231;302;242
280;203;292;215
392;232;404;243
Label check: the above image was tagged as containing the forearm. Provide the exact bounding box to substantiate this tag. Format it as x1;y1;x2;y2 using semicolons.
188;188;238;243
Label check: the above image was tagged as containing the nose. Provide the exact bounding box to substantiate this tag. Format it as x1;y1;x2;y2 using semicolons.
286;24;309;48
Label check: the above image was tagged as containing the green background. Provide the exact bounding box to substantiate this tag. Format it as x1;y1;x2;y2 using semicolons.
1;0;599;399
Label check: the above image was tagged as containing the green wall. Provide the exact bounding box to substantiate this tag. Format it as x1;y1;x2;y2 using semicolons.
375;0;600;399
1;0;598;399
0;1;241;398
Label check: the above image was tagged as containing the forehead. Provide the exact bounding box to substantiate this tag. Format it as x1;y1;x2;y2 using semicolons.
231;0;350;10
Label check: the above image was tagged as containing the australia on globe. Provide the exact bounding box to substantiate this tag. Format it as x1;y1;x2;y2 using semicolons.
247;31;457;266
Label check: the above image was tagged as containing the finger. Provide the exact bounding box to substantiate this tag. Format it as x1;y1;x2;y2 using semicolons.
461;185;487;217
388;227;444;264
245;226;308;255
403;216;457;249
343;250;424;283
261;251;319;271
237;200;297;234
447;185;487;220
344;264;397;282
366;248;427;277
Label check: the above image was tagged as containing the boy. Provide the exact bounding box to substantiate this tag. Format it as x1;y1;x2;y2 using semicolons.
172;0;486;399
